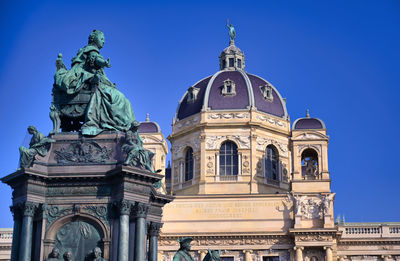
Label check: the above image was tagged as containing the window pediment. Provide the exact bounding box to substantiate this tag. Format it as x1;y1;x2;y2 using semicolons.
187;86;200;103
221;79;236;96
260;84;273;101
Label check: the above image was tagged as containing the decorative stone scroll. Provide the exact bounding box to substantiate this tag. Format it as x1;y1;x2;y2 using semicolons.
256;115;286;127
175;116;200;131
207;113;249;119
172;138;200;157
255;137;288;156
205;135;250;149
297;144;321;154
46;206;74;227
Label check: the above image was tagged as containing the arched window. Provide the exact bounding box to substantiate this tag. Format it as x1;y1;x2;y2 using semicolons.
184;147;194;181
219;141;238;176
265;145;279;180
301;148;318;178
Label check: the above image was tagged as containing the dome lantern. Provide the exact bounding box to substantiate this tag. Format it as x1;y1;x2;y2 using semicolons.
219;21;245;71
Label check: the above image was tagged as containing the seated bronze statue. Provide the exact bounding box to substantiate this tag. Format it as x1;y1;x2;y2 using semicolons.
52;30;136;136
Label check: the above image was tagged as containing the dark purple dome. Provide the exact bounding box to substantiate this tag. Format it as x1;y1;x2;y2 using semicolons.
293;113;326;130
138;121;160;133
175;70;288;121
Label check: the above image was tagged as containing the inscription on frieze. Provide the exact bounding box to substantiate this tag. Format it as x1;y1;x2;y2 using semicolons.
54;140;113;164
165;201;283;220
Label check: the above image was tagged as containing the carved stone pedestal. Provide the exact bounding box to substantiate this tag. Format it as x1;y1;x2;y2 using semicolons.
2;132;173;261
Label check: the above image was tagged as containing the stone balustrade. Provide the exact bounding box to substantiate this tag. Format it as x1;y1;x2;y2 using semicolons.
0;228;13;242
339;223;400;238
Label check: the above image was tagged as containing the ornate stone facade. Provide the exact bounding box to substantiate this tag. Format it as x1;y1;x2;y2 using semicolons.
158;36;400;261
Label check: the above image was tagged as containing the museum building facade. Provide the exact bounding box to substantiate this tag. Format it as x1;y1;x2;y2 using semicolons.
153;39;400;261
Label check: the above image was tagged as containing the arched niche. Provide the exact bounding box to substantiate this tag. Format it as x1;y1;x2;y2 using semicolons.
44;213;110;260
301;148;319;178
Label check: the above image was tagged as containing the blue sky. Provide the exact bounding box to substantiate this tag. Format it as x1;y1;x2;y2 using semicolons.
0;0;399;227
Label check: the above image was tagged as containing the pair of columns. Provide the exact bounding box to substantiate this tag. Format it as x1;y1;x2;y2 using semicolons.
10;201;38;261
293;246;332;261
117;200;162;261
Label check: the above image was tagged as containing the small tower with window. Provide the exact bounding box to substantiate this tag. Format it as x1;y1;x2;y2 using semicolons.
291;110;334;228
291;110;330;190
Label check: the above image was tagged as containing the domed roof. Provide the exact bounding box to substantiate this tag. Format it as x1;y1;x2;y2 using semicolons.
293;110;326;130
138;114;161;133
176;70;287;121
175;43;288;121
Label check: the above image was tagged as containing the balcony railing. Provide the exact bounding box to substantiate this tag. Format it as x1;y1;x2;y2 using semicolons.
0;228;13;243
338;223;400;238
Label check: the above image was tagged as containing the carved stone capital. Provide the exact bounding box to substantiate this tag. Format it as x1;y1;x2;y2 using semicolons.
323;246;332;251
10;204;22;220
118;199;132;216
133;202;149;218
294;246;304;251
22;202;38;217
148;222;163;236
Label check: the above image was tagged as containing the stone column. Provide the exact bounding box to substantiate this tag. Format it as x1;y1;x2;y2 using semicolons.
118;200;132;261
18;202;37;261
294;246;304;261
324;246;332;261
243;250;253;261
133;202;149;261
10;205;21;261
338;257;346;261
148;222;163;261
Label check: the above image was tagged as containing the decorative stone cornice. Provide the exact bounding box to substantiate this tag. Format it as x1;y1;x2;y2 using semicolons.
159;235;291;247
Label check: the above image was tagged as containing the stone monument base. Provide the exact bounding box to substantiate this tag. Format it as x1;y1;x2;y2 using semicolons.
2;132;173;261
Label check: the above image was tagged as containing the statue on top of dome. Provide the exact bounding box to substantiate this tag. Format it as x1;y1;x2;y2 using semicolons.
226;19;236;44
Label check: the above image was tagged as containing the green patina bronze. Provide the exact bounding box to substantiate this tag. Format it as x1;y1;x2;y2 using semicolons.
55;221;102;261
122;130;154;172
19;126;55;169
52;30;137;136
203;250;221;261
173;238;221;261
227;19;236;43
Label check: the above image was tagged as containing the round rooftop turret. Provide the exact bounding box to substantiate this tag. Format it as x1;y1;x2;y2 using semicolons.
175;42;288;121
293;110;326;130
138;114;161;133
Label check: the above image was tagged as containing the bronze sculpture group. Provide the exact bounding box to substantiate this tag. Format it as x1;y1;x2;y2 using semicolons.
19;30;152;173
